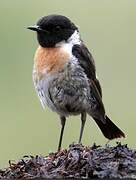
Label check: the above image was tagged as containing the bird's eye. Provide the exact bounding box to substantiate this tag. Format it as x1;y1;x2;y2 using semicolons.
55;25;61;31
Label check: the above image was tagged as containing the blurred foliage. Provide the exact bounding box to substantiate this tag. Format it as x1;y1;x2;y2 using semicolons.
0;0;136;167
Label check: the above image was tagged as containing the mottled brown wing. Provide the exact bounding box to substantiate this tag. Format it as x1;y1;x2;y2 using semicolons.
93;78;102;98
72;43;105;116
72;44;125;139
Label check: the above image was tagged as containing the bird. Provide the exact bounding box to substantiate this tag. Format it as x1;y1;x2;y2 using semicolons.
28;14;125;151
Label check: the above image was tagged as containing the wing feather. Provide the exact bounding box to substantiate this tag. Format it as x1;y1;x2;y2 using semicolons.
72;43;105;118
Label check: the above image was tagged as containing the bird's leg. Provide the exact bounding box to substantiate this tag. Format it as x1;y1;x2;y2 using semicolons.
58;116;66;151
78;112;87;143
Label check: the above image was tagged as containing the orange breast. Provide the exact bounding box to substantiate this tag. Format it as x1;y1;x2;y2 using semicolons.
34;46;70;75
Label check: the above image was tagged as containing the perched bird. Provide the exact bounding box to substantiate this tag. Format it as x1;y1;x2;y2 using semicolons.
28;15;125;151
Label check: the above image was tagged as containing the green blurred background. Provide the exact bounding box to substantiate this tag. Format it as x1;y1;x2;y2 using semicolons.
0;0;135;167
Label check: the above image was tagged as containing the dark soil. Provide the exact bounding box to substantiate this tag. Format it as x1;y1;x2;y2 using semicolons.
0;142;136;179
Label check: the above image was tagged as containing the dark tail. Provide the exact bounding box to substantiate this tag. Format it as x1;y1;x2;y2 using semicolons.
94;115;125;140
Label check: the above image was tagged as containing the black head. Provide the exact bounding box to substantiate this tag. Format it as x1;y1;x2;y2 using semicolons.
28;15;78;47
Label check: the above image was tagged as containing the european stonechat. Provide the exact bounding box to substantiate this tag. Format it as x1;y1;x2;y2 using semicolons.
28;15;125;151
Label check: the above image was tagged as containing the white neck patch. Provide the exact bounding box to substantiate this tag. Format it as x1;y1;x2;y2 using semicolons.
67;30;81;45
55;30;81;47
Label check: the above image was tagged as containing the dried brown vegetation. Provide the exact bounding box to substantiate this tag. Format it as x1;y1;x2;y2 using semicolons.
0;143;136;179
